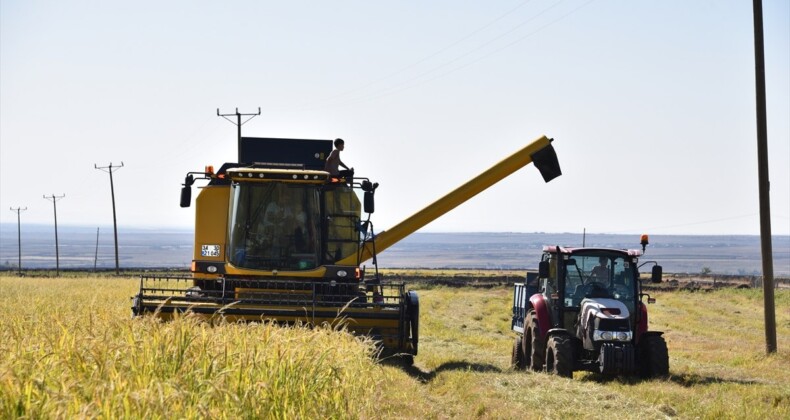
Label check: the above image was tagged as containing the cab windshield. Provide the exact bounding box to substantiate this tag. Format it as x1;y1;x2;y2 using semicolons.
228;183;321;270
562;254;636;311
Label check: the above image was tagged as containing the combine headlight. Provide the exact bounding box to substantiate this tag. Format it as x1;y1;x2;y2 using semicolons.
593;330;632;342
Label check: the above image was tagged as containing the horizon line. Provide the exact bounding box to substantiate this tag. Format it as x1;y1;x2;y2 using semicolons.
0;222;787;237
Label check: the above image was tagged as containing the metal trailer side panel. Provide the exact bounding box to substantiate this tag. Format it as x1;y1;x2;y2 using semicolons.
512;283;527;334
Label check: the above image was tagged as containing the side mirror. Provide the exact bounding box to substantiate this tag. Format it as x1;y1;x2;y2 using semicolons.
651;265;663;283
180;174;195;208
180;185;192;208
361;180;378;214
538;261;550;278
363;191;374;213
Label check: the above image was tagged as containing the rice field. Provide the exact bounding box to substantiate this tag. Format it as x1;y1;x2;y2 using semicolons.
1;274;788;418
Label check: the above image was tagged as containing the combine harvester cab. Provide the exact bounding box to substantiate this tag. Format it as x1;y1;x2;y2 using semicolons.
511;237;669;378
133;135;561;364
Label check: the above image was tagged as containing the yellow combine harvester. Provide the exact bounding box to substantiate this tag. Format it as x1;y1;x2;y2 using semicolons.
132;135;561;363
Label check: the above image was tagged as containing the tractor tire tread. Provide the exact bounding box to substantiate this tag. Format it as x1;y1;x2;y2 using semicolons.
546;335;574;378
640;334;669;378
526;311;544;371
512;336;526;370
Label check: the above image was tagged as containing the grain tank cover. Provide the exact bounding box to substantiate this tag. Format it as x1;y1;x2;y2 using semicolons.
240;137;333;170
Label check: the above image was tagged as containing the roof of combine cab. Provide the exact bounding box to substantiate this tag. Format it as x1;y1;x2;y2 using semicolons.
207;137;335;186
240;137;333;170
542;245;642;257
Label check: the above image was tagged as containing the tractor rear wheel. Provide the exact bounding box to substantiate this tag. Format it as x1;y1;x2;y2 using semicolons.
545;335;573;378
524;311;544;371
512;336;526;370
639;334;669;378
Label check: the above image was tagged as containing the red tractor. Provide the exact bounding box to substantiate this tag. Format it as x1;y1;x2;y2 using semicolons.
511;237;668;378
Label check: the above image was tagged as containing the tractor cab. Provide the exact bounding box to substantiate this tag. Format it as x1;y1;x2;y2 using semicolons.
538;247;643;334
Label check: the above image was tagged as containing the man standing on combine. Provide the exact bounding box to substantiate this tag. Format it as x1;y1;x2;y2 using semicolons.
325;138;353;178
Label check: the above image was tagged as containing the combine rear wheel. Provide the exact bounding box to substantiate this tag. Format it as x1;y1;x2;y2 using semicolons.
512;336;526;370
524;311;544;371
639;334;669;378
545;335;573;378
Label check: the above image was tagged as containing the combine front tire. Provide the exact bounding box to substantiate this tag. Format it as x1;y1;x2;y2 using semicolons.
545;335;573;378
639;334;669;378
512;336;526;370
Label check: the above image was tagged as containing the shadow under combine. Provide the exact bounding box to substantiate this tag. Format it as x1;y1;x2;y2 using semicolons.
383;358;503;383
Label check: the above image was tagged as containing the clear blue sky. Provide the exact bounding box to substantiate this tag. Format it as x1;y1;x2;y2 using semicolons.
1;0;788;236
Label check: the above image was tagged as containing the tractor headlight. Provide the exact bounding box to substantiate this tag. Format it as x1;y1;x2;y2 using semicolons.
593;330;632;342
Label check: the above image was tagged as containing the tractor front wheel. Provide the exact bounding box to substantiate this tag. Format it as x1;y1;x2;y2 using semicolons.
639;334;669;378
545;335;574;378
525;311;544;371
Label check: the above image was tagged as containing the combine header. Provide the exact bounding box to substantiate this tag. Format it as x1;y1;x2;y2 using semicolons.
133;134;561;363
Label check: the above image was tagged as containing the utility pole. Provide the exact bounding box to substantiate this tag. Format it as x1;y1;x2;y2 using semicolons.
752;0;776;354
95;162;124;275
94;227;99;272
9;207;27;274
43;194;65;276
217;107;261;162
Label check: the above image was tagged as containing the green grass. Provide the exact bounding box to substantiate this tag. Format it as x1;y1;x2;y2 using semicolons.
1;274;788;418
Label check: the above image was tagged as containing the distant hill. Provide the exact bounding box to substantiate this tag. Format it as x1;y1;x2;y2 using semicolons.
1;224;788;276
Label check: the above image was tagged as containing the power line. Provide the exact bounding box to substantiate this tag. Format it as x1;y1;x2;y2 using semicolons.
596;213;760;235
353;0;567;100
353;0;597;106
292;0;538;109
95;162;123;275
309;0;596;110
43;194;65;276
